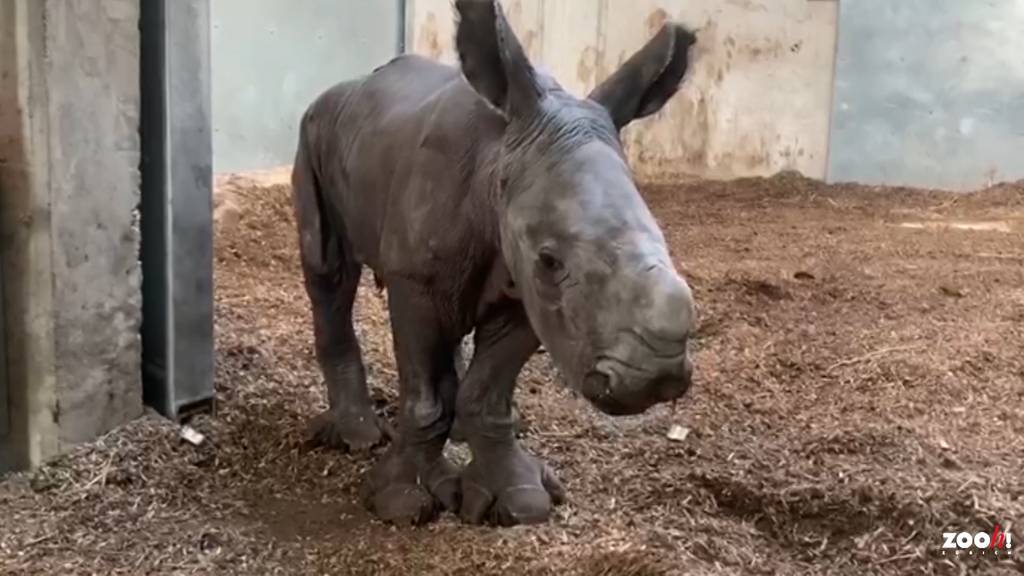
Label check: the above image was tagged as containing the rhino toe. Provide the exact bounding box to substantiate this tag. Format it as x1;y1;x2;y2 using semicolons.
366;482;438;526
362;444;461;525
459;445;564;526
307;408;390;452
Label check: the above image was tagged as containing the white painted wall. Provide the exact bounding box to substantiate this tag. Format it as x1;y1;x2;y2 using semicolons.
406;0;838;180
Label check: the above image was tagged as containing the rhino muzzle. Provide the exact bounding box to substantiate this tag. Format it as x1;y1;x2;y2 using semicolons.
582;333;693;417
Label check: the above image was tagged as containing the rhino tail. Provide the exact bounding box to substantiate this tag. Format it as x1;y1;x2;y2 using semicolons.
291;112;340;277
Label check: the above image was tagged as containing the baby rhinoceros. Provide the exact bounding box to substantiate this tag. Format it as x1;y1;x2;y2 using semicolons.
291;0;698;527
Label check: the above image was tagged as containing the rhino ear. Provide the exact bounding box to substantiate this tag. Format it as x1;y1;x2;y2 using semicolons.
455;0;542;118
588;23;697;130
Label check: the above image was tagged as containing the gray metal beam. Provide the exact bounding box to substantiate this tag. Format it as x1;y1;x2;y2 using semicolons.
140;0;215;420
0;258;7;438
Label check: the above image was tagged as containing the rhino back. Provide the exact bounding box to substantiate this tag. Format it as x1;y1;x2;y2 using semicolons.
314;54;506;290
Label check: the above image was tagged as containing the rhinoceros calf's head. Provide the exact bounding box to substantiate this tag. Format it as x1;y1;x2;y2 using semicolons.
456;0;699;416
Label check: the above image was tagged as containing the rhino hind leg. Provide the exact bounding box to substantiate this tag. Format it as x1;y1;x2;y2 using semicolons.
303;261;391;452
293;123;390;452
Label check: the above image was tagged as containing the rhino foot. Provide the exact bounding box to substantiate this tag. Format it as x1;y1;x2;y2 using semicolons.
307;408;392;452
361;444;461;525
460;443;565;526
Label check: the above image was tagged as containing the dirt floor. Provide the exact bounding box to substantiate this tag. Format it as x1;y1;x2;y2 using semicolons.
2;171;1023;575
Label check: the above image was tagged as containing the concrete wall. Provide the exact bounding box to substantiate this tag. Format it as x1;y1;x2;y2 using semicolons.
828;0;1024;191
0;0;58;471
407;0;839;181
211;0;403;174
0;0;142;470
205;1;1022;189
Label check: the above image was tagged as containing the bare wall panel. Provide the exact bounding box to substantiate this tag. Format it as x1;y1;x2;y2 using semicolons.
604;0;838;181
211;0;403;173
541;0;601;97
828;0;1024;190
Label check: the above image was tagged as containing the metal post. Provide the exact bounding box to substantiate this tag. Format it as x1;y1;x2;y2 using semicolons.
398;0;408;53
140;0;215;420
0;258;8;438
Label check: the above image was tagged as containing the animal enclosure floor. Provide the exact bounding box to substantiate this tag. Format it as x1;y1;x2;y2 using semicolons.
2;173;1023;575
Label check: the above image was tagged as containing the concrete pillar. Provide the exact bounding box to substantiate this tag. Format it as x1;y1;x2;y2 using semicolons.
0;0;143;471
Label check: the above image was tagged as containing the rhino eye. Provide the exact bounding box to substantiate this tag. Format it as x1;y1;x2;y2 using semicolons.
538;251;563;274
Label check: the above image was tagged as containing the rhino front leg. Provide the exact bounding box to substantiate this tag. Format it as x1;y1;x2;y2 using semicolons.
457;302;566;526
303;262;390;452
450;332;532;443
361;280;460;525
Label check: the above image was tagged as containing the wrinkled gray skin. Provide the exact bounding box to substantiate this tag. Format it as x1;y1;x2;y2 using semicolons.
291;0;697;526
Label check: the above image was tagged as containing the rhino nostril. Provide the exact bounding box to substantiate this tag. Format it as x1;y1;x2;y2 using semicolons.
582;370;614;401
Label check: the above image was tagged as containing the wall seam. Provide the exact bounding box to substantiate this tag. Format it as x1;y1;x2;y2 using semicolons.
822;0;841;182
596;0;608;89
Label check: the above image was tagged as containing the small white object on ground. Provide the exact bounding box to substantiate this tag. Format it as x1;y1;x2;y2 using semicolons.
666;424;691;443
443;440;472;467
180;425;206;446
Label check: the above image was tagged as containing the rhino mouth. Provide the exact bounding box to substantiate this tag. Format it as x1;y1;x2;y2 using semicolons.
580;351;693;416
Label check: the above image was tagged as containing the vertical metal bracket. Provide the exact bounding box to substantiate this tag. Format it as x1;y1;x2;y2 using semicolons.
140;0;215;421
398;0;408;53
0;257;8;438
